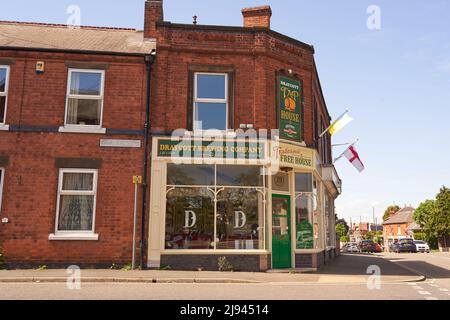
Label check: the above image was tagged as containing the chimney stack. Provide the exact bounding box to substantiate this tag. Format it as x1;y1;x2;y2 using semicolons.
241;5;272;29
144;0;164;38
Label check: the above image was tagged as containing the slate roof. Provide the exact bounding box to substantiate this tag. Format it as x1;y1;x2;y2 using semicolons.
383;207;415;225
0;21;155;55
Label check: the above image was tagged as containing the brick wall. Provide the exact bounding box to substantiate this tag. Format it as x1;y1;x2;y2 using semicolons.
0;50;148;266
150;23;330;149
161;254;269;272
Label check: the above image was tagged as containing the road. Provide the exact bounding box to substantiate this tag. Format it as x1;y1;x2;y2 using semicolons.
0;253;448;300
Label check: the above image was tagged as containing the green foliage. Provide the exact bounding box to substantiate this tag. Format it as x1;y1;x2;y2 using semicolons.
434;186;450;237
414;186;450;248
121;263;132;271
336;223;348;239
413;232;427;241
110;263;121;270
37;265;48;270
336;219;349;233
159;265;172;270
341;235;350;243
218;257;233;272
383;205;400;221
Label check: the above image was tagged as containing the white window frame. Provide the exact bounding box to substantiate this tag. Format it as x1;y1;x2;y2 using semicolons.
49;168;99;241
193;72;229;132
59;69;106;134
0;65;10;131
0;168;5;212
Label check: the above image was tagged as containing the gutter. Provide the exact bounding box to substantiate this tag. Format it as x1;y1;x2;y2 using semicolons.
140;50;156;270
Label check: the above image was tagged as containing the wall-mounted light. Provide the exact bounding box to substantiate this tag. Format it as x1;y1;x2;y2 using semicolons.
1;217;9;224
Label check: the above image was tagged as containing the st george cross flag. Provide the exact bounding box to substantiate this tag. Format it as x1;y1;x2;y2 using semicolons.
343;145;365;172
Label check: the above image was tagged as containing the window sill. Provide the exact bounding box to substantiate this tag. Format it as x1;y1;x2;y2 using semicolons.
49;233;99;241
58;126;106;134
0;124;10;131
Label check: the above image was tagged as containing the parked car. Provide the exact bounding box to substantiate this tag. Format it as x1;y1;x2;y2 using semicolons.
393;238;417;253
343;242;359;253
414;240;430;253
375;243;382;253
359;240;377;253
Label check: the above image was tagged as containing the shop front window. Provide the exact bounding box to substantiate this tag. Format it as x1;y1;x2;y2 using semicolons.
217;188;264;250
165;164;266;251
295;194;314;249
165;188;214;250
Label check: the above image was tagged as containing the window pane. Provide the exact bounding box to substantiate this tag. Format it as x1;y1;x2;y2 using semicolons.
195;102;227;130
295;173;312;192
165;188;214;250
0;96;5;123
216;188;263;250
0;68;6;92
66;98;101;125
196;74;226;99
217;165;263;187
58;195;94;231
62;173;94;191
167;164;214;186
295;194;314;249
70;72;102;96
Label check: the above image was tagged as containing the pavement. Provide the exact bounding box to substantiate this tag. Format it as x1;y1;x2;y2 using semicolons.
0;253;424;285
2;253;449;300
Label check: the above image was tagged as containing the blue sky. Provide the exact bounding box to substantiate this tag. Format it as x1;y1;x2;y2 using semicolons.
2;0;449;224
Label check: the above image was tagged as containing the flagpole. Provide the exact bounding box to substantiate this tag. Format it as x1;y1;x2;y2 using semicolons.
319;109;349;138
333;138;359;164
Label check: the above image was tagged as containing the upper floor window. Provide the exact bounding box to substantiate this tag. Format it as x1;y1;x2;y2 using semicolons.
62;69;105;133
193;73;228;131
0;66;10;126
0;168;5;212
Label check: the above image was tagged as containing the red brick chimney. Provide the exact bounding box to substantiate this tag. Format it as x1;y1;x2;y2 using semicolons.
242;5;272;29
144;0;164;38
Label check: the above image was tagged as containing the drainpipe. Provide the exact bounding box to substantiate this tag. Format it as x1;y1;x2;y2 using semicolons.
140;50;156;270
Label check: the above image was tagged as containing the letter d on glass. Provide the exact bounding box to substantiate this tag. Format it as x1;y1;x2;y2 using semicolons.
184;210;197;228
367;265;381;290
66;265;81;290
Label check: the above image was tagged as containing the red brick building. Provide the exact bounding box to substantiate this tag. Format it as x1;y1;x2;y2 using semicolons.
0;1;341;271
0;19;155;267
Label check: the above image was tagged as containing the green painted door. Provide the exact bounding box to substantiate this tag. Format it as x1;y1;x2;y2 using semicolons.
272;195;292;269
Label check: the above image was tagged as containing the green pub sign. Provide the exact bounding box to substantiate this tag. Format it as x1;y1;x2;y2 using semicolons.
278;76;303;142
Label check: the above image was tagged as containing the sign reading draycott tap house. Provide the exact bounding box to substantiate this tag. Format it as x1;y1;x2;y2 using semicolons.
278;76;303;142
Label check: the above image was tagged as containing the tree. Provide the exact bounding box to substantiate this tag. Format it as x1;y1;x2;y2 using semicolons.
414;200;436;237
336;223;348;240
414;186;450;249
336;219;349;234
383;205;400;222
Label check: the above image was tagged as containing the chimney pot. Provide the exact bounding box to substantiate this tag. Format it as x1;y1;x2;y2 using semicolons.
144;0;164;38
242;5;272;29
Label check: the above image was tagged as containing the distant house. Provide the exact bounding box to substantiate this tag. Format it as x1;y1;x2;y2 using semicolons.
383;207;416;249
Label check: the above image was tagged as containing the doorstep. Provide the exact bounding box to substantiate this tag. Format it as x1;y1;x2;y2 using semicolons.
266;268;317;274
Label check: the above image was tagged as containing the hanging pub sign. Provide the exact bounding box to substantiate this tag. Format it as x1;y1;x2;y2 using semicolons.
277;75;303;142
